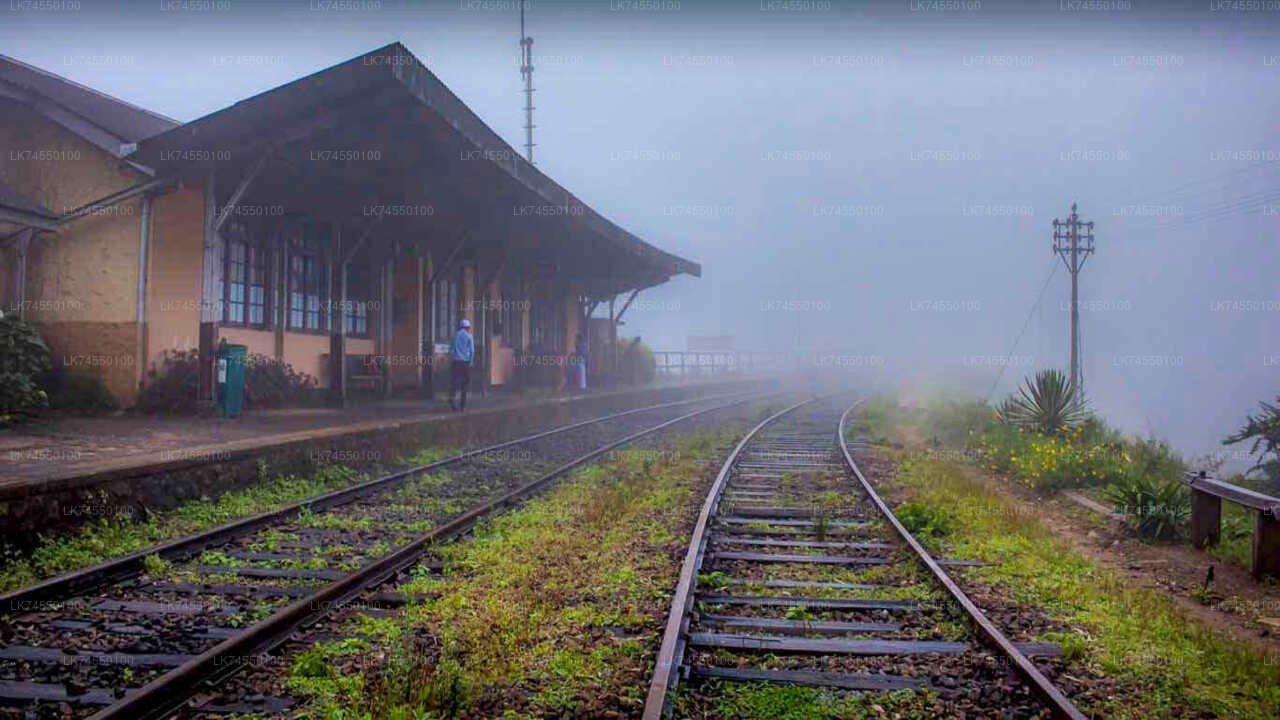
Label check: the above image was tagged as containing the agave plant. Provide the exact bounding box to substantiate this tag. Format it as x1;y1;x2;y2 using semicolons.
1104;472;1190;540
996;369;1088;435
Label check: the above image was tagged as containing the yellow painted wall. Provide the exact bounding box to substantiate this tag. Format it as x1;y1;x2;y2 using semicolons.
146;186;203;368
488;278;514;386
390;256;423;387
219;327;275;358
564;293;581;355
283;332;333;386
0;100;143;325
491;346;513;385
461;266;475;325
0;99;146;402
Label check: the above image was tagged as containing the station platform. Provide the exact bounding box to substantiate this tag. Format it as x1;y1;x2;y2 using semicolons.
0;379;766;542
2;391;535;485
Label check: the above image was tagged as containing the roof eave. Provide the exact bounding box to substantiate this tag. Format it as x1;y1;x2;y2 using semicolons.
131;43;701;283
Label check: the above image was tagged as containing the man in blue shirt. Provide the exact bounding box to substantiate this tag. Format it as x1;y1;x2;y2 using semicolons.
449;318;474;411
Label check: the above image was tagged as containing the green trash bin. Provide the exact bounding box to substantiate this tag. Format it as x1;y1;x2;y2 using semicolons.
216;343;247;418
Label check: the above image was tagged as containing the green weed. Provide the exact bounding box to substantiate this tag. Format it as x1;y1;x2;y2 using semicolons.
896;454;1280;718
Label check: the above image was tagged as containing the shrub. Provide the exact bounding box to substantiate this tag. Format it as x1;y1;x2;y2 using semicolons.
1104;472;1190;540
244;354;317;409
1129;435;1186;484
1077;415;1124;448
850;394;898;444
978;423;1126;491
618;337;657;385
137;348;199;413
923;396;992;446
44;367;119;413
896;500;952;538
138;350;318;412
0;312;52;422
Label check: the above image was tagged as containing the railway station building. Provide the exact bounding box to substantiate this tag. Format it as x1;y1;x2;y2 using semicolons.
0;43;700;407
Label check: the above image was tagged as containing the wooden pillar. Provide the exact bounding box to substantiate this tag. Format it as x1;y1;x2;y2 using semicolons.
273;231;286;360
329;332;346;406
609;295;617;383
1253;511;1280;579
477;262;488;397
417;254;427;389
198;168;220;407
329;227;347;408
382;257;395;398
421;253;434;398
1190;489;1221;549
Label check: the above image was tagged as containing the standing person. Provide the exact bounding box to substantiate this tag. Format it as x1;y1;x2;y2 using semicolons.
449;318;473;411
574;332;588;391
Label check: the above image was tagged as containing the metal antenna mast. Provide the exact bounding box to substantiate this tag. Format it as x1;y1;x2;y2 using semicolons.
1052;202;1095;394
519;1;535;165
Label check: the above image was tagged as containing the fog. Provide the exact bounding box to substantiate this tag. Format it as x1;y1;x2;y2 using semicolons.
6;0;1279;466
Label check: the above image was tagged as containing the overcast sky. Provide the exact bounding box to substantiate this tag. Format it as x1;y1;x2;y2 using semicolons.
5;0;1279;465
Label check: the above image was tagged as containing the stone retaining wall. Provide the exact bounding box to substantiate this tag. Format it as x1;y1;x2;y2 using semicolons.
0;379;765;546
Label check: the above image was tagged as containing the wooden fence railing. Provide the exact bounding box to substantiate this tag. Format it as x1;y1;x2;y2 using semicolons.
653;351;794;377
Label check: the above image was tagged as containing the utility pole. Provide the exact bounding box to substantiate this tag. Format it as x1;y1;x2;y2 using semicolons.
1052;202;1095;394
519;1;535;165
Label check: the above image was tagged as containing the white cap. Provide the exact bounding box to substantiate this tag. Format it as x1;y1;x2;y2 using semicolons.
459;318;471;328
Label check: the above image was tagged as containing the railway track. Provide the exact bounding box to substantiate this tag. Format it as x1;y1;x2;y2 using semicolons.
0;388;777;720
644;395;1086;719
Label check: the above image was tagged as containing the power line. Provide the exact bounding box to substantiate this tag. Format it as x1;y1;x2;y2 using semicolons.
984;259;1059;405
1145;187;1280;232
1110;159;1280;235
1124;158;1280;208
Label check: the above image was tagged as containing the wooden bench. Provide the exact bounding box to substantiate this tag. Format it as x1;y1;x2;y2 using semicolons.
320;353;385;392
1183;471;1280;579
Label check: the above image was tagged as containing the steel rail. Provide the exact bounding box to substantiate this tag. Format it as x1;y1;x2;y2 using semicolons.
1;387;764;612
643;393;824;719
836;401;1087;720
90;390;783;720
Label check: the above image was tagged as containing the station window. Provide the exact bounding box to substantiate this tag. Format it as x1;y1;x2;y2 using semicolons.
528;300;543;349
530;297;563;352
552;302;565;352
288;226;328;332
344;262;371;337
345;301;368;336
433;270;459;344
221;221;269;328
501;288;523;350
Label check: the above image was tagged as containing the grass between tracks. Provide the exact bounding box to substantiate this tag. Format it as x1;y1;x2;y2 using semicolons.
0;446;456;594
888;453;1280;719
284;430;744;719
673;684;934;720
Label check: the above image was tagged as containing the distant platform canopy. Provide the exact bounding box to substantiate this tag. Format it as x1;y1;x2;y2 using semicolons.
1;53;178;158
129;42;700;296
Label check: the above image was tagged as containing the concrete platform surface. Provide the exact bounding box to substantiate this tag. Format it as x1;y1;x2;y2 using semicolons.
0;383;699;488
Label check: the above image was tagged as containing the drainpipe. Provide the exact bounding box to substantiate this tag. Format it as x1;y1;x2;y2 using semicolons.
135;195;152;393
10;229;33;319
